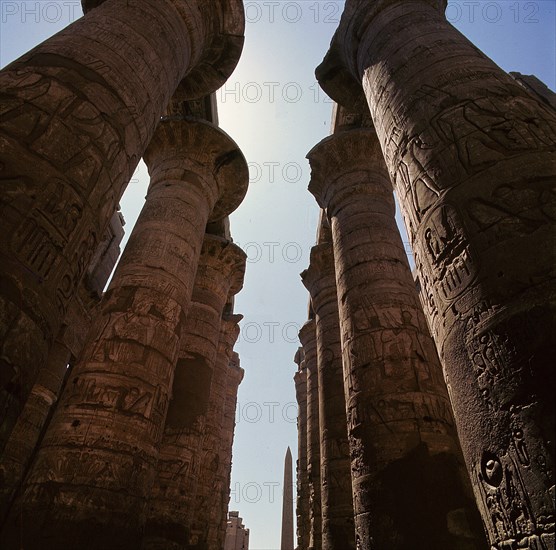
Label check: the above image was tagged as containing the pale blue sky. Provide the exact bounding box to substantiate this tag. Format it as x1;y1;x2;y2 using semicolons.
1;1;554;548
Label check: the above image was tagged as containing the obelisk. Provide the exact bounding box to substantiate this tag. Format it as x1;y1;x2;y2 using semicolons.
281;447;294;550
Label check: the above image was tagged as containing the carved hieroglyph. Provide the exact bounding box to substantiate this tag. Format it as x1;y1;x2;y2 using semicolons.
0;210;124;522
299;320;322;550
0;336;71;523
302;243;355;550
144;236;245;549
1;118;248;548
294;349;310;550
0;0;244;455
316;2;555;547
219;352;245;548
206;315;244;550
307;128;486;550
81;0;245;101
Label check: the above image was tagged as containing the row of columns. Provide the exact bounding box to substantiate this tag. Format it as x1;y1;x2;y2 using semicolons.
301;240;355;549
295;0;555;548
1;1;249;548
1;120;249;548
0;0;244;453
296;122;484;549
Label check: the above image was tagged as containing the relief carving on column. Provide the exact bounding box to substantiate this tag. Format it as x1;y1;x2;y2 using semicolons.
314;3;555;546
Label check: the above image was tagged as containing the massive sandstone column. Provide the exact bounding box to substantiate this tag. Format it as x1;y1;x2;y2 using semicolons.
143;235;245;550
218;351;245;546
307;128;486;549
302;243;355;550
0;336;70;523
0;300;93;523
316;3;556;547
1;118;248;549
206;315;244;550
0;209;124;521
299;320;322;550
0;0;244;454
294;348;309;550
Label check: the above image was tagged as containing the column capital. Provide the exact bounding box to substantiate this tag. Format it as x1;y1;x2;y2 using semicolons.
300;243;335;304
294;368;307;390
193;235;247;302
82;0;245;99
293;346;304;368
227;352;244;386
217;313;243;355
307;128;389;211
315;0;447;110
143;117;249;222
171;0;245;99
298;320;317;361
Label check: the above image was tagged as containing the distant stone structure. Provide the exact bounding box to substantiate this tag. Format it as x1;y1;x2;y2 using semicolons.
224;511;250;550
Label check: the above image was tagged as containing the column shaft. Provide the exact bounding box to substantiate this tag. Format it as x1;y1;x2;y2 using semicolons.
144;313;239;550
0;208;124;521
218;353;244;548
205;317;244;550
299;321;322;550
0;336;70;521
302;243;355;550
294;352;309;550
143;235;244;550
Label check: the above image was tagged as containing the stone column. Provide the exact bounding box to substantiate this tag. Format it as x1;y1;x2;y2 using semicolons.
294;349;309;550
307;128;486;550
0;208;124;520
0;335;70;521
217;351;244;548
143;235;245;550
0;0;244;452
316;3;556;546
302;243;355;550
1;118;248;548
299;320;322;550
205;315;244;550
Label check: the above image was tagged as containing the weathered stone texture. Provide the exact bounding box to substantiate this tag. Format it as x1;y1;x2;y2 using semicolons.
302;243;355;550
294;349;310;550
0;0;244;456
205;316;245;550
299;320;322;550
0;336;71;522
307;127;486;549
220;353;245;548
86;209;126;298
1;117;248;548
0;209;124;523
316;1;556;546
144;235;245;550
